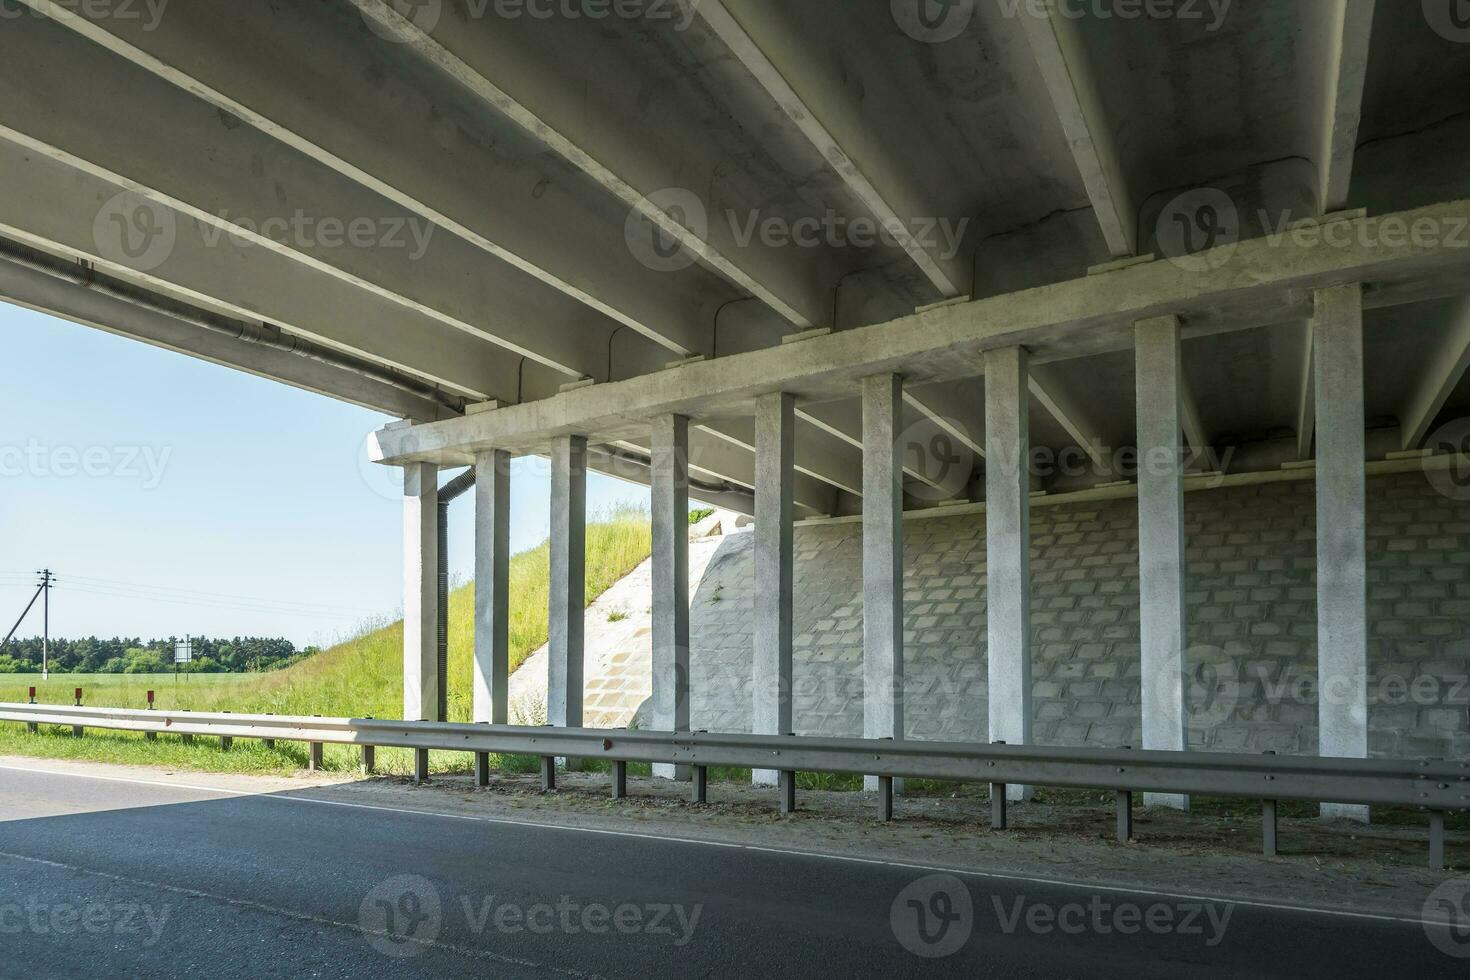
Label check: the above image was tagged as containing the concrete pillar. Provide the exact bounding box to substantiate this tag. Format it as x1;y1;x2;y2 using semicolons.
753;392;795;786
1135;316;1189;811
474;450;512;726
549;435;587;737
1314;283;1369;823
984;347;1032;802
862;374;904;794
403;463;438;723
651;415;691;780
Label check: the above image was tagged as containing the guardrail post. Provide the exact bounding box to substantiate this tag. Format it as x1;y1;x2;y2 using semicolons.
878;775;894;822
1262;799;1278;857
474;751;490;787
1431;811;1447;872
414;748;429;784
26;687;37;734
541;756;556;792
612;760;628;799
219;710;232;751
144;690;156;741
692;765;707;804
1117;791;1134;843
362;745;376;775
308;742;323;771
72;688;83;738
263;713;275;750
990;739;1008;829
779;770;797;815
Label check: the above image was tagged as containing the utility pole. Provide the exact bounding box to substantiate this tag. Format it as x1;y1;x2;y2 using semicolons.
38;569;54;680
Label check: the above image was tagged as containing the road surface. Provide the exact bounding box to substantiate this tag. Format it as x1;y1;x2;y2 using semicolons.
0;764;1460;978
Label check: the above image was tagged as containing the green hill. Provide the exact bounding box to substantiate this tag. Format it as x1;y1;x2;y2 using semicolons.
0;508;653;773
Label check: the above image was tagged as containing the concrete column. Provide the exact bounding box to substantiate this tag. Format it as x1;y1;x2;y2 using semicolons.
753;391;795;786
1314;283;1369;823
862;374;904;794
651;415;691;780
474;450;511;725
403;462;438;723
984;347;1032;801
549;435;587;736
1135;315;1189;811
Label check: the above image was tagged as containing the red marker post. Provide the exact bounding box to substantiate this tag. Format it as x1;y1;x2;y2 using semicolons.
72;687;84;739
145;690;157;741
25;687;36;734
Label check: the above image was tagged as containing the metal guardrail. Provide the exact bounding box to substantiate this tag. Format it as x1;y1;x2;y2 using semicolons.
3;702;1465;869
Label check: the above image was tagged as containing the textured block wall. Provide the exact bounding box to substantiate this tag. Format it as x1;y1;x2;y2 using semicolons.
681;472;1470;759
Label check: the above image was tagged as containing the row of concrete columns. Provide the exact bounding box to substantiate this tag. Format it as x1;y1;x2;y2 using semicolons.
399;285;1369;813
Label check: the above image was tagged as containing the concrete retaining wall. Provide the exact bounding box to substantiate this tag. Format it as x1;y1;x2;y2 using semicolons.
668;471;1470;759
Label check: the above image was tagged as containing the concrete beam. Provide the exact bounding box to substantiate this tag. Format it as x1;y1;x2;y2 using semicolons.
1399;296;1470;450
1027;366;1107;472
694;0;970;298
0;135;530;402
862;374;904;793
793;400;962;498
1135;316;1188;811
0;249;455;423
348;0;832;330
0;23;630;382
701;417;861;498
621;427;838;517
984;347;1032;801
1297;320;1317;460
752;392;795;785
1018;8;1135;257
403;463;438;723
26;0;723;358
651;415;691;781
1179;371;1211;458
1314;1;1377;213
373;199;1470;465
1313;284;1368;822
473;450;511;726
549;435;587;732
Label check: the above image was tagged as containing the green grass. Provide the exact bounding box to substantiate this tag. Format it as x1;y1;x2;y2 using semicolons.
0;507;652;776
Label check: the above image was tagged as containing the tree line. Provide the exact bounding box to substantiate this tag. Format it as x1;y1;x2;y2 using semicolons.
0;635;315;674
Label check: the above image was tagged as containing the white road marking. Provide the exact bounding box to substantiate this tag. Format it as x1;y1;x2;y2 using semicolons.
0;761;1440;928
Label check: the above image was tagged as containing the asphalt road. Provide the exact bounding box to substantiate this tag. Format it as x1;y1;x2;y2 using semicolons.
0;764;1461;979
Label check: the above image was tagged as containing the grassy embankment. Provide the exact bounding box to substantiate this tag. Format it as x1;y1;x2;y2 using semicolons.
0;509;652;775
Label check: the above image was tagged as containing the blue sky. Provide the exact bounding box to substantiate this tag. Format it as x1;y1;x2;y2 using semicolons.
0;304;651;647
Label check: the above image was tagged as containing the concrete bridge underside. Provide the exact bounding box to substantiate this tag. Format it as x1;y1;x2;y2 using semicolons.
3;0;1470;812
